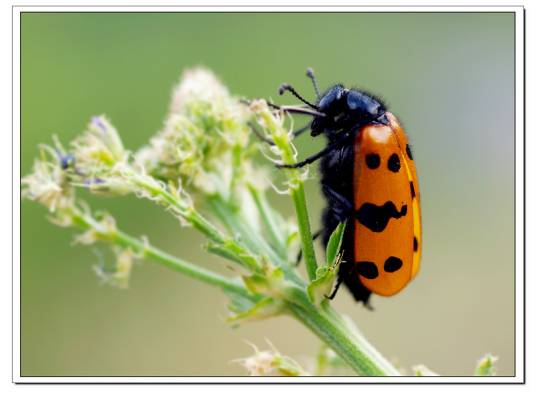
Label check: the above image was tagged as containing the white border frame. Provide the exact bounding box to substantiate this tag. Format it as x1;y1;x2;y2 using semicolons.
11;4;525;384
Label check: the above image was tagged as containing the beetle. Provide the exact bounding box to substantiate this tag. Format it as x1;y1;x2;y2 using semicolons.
269;68;421;307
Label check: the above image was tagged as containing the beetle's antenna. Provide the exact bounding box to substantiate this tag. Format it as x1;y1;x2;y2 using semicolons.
306;67;321;100
279;83;319;110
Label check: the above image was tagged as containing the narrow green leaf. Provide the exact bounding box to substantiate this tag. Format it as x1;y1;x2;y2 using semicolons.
325;221;346;265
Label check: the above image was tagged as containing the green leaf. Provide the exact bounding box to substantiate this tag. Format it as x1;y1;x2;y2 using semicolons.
306;223;347;305
227;297;284;323
325;221;346;266
224;287;258;314
307;256;341;305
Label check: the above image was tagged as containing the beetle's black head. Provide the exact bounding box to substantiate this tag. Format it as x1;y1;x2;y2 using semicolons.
311;85;388;137
277;68;388;138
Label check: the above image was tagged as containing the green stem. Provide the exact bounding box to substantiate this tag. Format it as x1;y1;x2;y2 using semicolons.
253;104;318;280
207;196;281;264
247;185;287;259
287;303;384;376
128;174;260;272
320;302;400;375
72;211;252;299
207;195;305;286
283;287;400;376
290;183;317;281
132;175;226;243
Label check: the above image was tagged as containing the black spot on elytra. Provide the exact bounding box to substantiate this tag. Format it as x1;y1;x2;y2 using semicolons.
355;201;408;232
410;181;416;199
406;144;413;160
387;153;401;173
365;153;380;169
356;261;379;279
413;236;419;252
384;256;403;273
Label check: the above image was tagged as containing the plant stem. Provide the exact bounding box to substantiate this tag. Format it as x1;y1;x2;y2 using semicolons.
247;185;287;259
128;174;261;272
207;195;281;264
207;195;305;287
290;183;317;281
72;210;252;299
283;287;400;376
320;303;401;375
131;174;226;243
288;303;386;376
252;103;319;281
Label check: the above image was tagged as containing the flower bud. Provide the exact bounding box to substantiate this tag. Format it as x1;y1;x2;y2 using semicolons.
474;354;498;376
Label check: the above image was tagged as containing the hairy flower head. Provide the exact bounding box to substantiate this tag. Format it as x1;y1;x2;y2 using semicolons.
22;139;75;213
67;116;134;196
135;67;262;199
71;116;128;172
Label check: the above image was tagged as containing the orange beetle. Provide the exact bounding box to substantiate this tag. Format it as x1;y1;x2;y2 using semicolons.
276;69;421;307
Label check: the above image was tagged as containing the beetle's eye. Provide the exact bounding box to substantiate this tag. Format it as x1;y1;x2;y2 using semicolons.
370;103;382;116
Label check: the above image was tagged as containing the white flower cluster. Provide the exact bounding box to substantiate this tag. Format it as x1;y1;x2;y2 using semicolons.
135;67;263;199
22;143;74;213
22;121;136;287
72;116;128;170
21;67;289;290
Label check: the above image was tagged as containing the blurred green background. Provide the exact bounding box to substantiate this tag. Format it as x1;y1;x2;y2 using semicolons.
21;12;515;376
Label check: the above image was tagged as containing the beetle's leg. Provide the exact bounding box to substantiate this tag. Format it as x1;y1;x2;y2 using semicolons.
326;275;344;300
276;131;352;169
322;184;354;218
291;123;312;139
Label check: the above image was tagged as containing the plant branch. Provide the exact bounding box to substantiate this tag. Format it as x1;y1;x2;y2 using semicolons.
282;287;400;376
247;184;287;259
206;194;306;287
71;209;253;299
127;173;262;272
289;183;317;281
250;101;319;281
